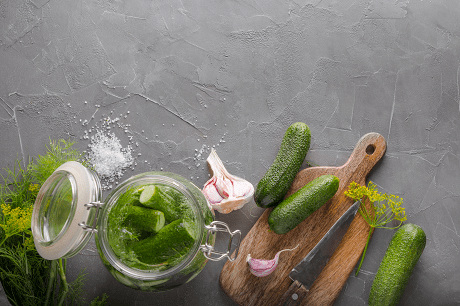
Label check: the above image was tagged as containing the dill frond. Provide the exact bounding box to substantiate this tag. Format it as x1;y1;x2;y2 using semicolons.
0;245;48;306
65;268;88;306
345;181;407;275
90;293;109;306
27;138;87;185
0;160;36;210
0;138;107;305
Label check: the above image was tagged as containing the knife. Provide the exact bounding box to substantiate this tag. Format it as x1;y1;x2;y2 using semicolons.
277;201;361;306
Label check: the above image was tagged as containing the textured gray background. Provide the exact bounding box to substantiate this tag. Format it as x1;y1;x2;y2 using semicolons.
1;0;460;305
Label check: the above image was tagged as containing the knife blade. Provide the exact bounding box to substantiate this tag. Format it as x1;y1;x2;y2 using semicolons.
278;201;361;306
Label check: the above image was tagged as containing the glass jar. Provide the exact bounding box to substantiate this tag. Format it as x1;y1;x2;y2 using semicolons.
31;161;241;292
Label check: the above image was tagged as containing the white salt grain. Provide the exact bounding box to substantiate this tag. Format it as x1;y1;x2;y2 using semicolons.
87;130;133;190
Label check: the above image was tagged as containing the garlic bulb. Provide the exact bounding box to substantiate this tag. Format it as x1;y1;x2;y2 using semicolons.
202;149;254;214
247;245;299;277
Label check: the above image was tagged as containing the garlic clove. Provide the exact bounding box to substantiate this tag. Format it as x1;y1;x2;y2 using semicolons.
246;254;279;277
232;179;253;198
215;175;234;199
202;177;224;204
246;244;299;277
202;149;254;214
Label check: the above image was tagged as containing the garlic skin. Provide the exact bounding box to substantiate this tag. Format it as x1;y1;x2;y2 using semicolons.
202;149;254;214
247;245;299;277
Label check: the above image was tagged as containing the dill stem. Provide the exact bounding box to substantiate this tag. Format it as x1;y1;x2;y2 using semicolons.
0;231;21;248
57;258;69;306
0;237;8;248
45;260;57;306
355;228;373;276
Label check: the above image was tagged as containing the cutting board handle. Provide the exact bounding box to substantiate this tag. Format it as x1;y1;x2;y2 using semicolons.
341;132;386;178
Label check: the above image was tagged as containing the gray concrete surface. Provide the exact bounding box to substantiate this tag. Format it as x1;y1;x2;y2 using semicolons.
1;0;460;305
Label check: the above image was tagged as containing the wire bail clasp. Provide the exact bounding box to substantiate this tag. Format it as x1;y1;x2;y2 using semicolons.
78;201;104;233
200;221;241;262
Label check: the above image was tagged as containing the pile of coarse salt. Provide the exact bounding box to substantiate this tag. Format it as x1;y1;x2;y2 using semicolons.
86;130;134;190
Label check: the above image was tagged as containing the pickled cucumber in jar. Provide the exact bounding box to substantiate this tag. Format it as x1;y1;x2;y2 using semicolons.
107;183;199;271
123;206;165;233
131;219;196;265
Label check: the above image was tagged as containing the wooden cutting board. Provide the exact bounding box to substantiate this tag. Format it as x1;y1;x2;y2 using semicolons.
219;132;386;306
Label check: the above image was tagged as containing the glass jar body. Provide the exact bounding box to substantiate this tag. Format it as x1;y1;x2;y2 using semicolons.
95;171;215;292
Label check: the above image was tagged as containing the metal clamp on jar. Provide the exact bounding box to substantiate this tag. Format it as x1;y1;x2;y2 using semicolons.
31;161;241;292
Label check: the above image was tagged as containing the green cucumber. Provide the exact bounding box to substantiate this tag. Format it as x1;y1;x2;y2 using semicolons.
123;206;165;233
369;223;426;306
139;185;157;204
138;185;182;222
131;219;197;265
254;122;311;208
268;174;339;234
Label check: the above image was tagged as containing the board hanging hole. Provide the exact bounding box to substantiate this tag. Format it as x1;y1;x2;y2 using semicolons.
366;144;375;155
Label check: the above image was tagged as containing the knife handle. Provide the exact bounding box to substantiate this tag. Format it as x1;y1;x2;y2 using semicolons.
277;280;309;306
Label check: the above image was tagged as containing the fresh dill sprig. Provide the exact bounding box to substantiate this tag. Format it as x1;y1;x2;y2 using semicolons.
65;268;88;306
0;138;107;306
0;159;37;211
0;159;47;306
344;181;407;276
56;259;88;306
0;203;33;248
90;293;109;306
27;138;89;185
0;244;48;306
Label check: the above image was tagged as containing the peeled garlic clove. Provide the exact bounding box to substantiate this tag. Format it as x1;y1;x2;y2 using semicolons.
215;175;234;199
202;149;254;214
232;178;253;198
247;245;299;277
202;177;224;204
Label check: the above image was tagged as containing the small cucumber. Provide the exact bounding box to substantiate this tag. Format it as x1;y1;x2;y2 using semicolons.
254;122;311;208
131;219;197;265
139;185;161;204
123;206;165;233
138;185;182;222
268;174;339;234
369;223;426;306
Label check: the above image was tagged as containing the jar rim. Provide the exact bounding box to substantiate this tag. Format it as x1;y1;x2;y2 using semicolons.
96;172;206;281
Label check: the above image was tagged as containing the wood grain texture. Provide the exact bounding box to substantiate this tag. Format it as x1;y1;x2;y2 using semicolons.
219;132;386;306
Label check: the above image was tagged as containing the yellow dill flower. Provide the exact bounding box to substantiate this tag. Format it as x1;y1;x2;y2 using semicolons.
0;203;33;247
345;181;407;275
345;181;406;228
344;182;367;200
28;183;40;194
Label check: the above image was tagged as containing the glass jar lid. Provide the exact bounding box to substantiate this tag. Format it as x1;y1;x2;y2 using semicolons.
31;161;102;260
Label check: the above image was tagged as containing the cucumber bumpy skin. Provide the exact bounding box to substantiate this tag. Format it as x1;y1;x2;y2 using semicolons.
254;122;311;208
131;219;197;265
369;223;426;306
138;185;185;223
268;174;339;234
123;206;165;233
